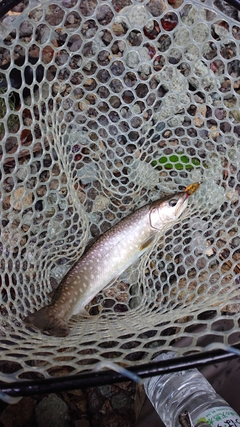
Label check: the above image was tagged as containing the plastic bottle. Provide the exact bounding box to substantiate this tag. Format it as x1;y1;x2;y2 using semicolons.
144;352;240;427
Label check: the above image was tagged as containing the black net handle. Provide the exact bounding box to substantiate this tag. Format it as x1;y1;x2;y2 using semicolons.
224;0;240;10
0;347;239;398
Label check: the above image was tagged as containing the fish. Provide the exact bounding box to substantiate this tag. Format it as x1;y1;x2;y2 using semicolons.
24;183;199;337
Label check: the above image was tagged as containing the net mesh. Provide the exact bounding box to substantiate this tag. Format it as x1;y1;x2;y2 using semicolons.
0;0;240;383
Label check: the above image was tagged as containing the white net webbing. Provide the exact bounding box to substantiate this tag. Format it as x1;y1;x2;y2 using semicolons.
0;0;239;382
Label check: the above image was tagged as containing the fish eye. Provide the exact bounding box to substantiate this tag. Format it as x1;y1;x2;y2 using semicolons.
169;198;178;207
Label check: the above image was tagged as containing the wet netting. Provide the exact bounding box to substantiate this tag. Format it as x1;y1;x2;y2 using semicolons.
0;0;240;396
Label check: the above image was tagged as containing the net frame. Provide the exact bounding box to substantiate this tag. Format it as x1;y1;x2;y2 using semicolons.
0;0;240;400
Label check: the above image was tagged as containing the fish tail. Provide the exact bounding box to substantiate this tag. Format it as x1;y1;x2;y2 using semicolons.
24;306;69;337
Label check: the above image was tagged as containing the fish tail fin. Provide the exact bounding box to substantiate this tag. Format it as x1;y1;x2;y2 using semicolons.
24;306;69;337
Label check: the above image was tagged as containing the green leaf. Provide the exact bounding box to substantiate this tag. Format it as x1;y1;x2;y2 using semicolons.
152;154;201;170
159;156;168;164
169;155;178;162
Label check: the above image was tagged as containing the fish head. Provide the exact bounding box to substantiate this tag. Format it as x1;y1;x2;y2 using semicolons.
149;191;188;230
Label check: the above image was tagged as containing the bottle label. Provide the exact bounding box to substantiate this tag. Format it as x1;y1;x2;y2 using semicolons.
195;406;240;427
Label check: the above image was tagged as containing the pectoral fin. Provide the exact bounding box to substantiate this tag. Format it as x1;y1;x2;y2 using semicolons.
77;306;91;317
139;234;156;251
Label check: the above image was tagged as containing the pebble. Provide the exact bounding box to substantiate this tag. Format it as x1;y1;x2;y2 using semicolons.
10;187;33;210
92;195;110;212
126;51;140;69
35;394;69;427
0;397;36;427
212;23;229;39
19;20;34;37
51;263;71;281
77;164;97;184
126;5;150;26
15;163;29;181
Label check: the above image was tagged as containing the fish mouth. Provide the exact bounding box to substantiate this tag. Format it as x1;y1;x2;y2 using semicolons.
176;192;189;216
177;180;200;214
178;191;189;204
177;181;200;214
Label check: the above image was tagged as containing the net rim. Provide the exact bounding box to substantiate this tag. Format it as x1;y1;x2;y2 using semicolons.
0;345;238;399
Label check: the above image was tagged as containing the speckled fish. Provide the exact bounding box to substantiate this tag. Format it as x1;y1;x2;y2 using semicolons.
24;183;199;337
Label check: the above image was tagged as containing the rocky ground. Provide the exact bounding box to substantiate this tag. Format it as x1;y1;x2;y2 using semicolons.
0;382;146;427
